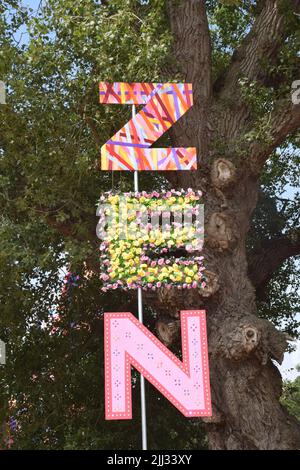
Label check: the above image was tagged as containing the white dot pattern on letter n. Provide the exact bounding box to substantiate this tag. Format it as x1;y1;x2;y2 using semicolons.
104;310;212;420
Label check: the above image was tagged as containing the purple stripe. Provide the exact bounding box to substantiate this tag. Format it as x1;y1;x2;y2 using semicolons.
107;140;149;148
172;90;181;121
166;90;192;94
172;148;181;169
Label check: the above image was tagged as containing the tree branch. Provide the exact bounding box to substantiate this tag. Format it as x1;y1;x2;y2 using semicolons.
166;0;213;186
248;228;300;296
167;0;212;104
248;100;300;172
216;0;300;140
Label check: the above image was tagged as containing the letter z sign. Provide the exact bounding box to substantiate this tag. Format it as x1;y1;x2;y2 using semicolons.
99;82;197;171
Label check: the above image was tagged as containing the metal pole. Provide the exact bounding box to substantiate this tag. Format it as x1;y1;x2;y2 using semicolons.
132;104;148;451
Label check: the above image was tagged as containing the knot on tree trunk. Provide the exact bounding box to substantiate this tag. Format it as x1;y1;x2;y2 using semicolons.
211;158;236;189
206;212;238;251
216;317;288;364
222;323;261;360
156;316;180;346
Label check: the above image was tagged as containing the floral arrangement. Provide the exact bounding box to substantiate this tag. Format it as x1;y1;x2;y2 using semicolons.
98;189;205;291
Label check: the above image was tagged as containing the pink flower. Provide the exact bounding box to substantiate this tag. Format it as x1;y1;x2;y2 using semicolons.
156;282;162;288
158;259;164;265
148;283;153;288
166;191;172;198
151;260;157;267
192;281;198;288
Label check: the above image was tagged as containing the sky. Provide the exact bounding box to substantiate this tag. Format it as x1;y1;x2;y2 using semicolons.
5;0;300;381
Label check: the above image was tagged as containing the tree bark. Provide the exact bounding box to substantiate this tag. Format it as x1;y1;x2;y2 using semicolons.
150;0;300;450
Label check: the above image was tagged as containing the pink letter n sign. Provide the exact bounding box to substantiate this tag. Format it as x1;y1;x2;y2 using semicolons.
104;310;211;419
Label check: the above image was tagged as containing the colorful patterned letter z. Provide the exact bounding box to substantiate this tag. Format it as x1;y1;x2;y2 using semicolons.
104;310;211;419
99;82;197;171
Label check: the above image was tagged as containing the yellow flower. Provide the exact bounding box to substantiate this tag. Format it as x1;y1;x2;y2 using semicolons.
167;196;176;205
108;195;119;204
186;277;192;283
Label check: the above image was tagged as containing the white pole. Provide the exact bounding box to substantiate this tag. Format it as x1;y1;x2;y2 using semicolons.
132;104;148;451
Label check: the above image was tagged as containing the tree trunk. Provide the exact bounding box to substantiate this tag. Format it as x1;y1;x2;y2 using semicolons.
152;0;300;450
146;164;300;449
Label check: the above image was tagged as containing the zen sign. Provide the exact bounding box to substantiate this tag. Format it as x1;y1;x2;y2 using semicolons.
99;82;212;420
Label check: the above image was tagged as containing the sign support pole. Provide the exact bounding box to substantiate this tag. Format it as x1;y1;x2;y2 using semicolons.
132;104;148;451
